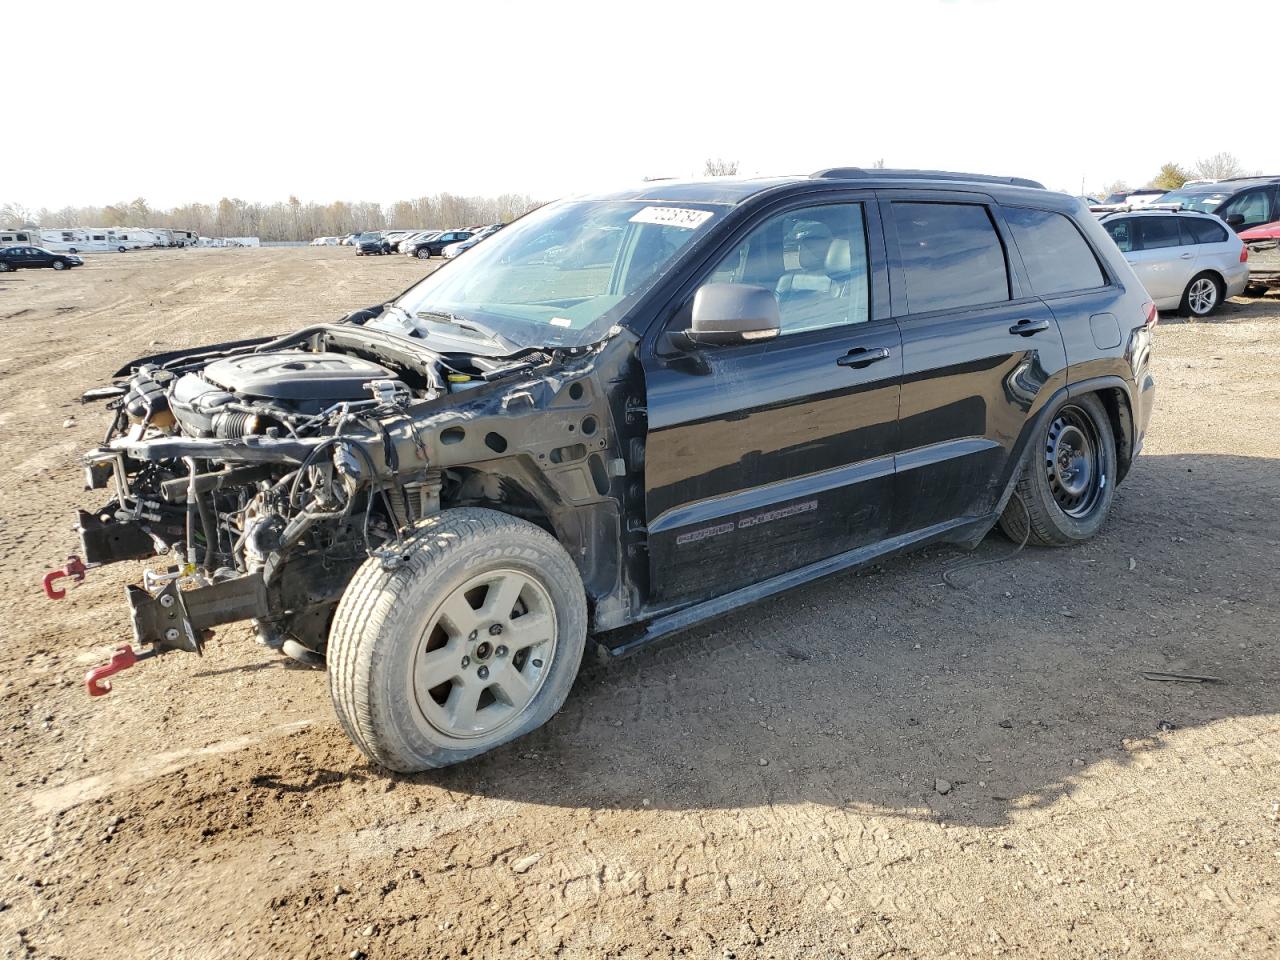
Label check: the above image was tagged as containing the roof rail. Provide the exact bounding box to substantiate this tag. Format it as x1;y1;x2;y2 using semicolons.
811;167;1045;189
1221;174;1280;182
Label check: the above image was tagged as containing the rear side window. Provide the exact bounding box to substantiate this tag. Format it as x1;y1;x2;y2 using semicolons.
891;202;1009;313
1180;218;1229;245
1004;207;1105;295
1137;218;1181;250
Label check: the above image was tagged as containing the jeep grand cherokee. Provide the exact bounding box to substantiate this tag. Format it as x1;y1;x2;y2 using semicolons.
61;168;1156;771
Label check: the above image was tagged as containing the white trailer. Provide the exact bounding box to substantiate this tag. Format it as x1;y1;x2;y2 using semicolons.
0;229;41;246
108;229;161;249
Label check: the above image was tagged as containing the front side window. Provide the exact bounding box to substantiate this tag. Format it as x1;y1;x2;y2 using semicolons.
387;199;725;349
1137;218;1181;250
698;202;869;334
892;202;1009;313
1217;188;1273;229
1004;207;1105;295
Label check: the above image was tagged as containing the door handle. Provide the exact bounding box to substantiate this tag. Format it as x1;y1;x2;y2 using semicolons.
836;346;891;368
1179;252;1194;260
1009;318;1051;336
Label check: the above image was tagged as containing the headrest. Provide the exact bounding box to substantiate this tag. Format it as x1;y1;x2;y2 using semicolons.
825;239;852;277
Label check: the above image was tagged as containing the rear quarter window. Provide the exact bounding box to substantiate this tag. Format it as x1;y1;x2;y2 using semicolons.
891;202;1009;314
1181;218;1229;245
1004;207;1105;295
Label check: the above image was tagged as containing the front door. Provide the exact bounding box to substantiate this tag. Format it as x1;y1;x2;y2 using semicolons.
883;194;1068;535
642;198;902;607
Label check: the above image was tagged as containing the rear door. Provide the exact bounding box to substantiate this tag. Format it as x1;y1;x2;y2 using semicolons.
642;194;902;606
883;193;1067;535
1126;217;1187;302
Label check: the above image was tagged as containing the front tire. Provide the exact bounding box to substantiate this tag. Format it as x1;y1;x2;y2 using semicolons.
1180;271;1223;317
328;508;587;772
416;248;431;259
53;260;67;270
999;393;1117;547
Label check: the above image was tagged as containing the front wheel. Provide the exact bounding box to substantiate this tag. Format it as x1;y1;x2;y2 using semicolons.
1181;271;1223;317
117;246;126;253
415;248;431;259
328;508;587;772
53;260;67;270
999;393;1117;547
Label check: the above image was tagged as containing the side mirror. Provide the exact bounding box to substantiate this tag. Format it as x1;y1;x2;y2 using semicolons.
1224;213;1245;228
685;283;781;347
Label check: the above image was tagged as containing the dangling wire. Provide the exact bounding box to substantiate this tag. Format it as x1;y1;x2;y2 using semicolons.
942;491;1032;589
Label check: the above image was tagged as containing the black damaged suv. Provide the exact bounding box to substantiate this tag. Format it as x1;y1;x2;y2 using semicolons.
68;168;1155;771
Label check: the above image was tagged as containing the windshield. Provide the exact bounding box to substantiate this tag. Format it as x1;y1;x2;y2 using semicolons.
1154;189;1231;213
384;199;725;349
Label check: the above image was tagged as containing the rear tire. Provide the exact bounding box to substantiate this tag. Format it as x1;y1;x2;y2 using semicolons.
328;508;587;772
998;393;1117;547
117;246;126;253
1180;271;1223;317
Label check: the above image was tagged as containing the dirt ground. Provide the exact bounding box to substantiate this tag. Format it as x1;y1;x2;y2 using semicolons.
1;248;1277;960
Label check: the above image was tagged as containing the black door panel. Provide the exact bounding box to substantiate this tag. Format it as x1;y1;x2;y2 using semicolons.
645;321;902;604
882;195;1069;535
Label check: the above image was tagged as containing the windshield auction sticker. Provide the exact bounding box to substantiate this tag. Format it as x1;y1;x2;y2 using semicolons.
629;206;714;230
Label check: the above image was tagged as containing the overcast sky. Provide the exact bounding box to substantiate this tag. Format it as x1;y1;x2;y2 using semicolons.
8;0;1272;211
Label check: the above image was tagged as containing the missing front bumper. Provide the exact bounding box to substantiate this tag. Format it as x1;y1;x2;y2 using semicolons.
126;572;270;654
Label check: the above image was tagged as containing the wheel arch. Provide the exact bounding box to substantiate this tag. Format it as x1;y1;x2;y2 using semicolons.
1067;376;1136;483
442;460;625;627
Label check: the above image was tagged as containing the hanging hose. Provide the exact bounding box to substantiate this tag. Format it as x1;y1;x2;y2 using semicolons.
942;491;1032;589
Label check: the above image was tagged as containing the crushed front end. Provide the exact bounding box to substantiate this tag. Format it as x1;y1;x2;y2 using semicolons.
66;321;556;687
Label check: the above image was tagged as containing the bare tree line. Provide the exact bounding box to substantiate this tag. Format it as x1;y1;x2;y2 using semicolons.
0;192;544;240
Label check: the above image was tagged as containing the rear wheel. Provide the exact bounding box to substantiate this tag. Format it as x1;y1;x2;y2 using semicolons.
117;246;126;253
999;393;1117;547
1180;271;1223;317
328;508;587;772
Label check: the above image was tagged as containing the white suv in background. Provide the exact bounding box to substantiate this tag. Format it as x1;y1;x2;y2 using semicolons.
1098;209;1248;317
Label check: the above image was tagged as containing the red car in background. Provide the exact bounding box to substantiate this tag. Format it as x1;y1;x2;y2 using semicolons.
1240;220;1280;295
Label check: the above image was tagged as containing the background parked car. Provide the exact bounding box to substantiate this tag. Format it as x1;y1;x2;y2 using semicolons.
406;230;473;259
442;223;504;258
0;246;84;272
389;230;428;253
1240;219;1280;295
355;232;391;256
1094;189;1167;210
1154;176;1280;233
1099;209;1247;317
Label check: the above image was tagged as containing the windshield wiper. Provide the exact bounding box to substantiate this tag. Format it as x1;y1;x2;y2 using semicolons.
414;310;520;352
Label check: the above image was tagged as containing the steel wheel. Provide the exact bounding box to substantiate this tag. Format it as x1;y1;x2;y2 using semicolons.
1045;404;1103;519
1187;276;1218;316
409;568;557;740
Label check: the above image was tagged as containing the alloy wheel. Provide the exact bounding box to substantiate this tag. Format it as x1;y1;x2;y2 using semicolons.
1045;405;1104;519
409;569;557;740
1188;277;1218;315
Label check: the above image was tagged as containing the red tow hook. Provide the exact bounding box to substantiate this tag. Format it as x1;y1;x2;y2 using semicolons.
43;555;87;600
85;644;156;696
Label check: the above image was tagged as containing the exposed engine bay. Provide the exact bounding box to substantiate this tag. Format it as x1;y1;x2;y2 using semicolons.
73;319;599;669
